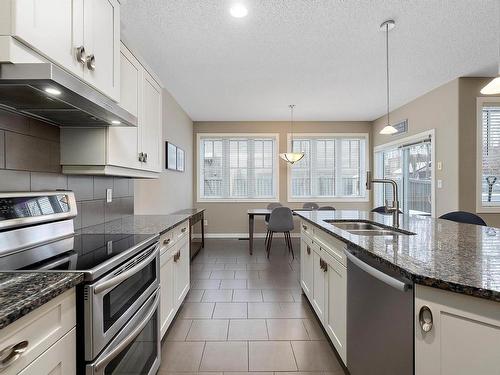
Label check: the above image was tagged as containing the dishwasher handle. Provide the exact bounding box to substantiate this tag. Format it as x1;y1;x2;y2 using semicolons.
345;250;411;292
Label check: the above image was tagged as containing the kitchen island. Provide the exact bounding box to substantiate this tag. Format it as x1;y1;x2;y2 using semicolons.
294;210;500;375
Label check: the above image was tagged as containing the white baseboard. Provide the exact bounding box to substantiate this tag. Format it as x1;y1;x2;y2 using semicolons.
192;232;300;239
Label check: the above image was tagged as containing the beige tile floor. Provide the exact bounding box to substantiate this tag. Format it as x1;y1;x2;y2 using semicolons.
158;238;346;375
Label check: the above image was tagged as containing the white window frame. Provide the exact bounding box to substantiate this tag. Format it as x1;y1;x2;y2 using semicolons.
476;97;500;213
286;133;370;203
196;133;280;203
374;129;436;217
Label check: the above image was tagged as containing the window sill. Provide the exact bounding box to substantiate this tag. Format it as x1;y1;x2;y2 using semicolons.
287;197;369;203
197;198;280;203
476;205;500;214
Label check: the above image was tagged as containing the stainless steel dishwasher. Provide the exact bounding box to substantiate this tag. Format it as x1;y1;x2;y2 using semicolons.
346;249;414;375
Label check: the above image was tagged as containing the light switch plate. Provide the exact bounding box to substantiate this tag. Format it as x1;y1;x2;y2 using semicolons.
437;161;442;170
437;180;443;189
106;188;113;203
204;219;208;226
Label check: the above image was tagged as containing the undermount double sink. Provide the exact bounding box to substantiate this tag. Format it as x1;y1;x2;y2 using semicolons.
324;220;415;236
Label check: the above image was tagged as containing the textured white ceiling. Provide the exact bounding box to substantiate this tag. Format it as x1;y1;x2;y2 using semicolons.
121;0;500;121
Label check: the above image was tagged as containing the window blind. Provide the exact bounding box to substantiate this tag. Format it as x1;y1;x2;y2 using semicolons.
290;136;366;199
481;106;500;205
199;135;277;200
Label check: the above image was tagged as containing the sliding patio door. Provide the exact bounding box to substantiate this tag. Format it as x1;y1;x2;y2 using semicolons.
375;137;433;216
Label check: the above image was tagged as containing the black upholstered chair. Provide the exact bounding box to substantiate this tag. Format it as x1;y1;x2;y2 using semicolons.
318;206;336;210
439;211;487;226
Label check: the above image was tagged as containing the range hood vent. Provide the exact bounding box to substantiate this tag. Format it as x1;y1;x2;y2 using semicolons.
0;63;137;127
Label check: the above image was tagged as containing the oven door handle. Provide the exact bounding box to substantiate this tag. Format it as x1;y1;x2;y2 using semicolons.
94;290;160;373
93;243;159;295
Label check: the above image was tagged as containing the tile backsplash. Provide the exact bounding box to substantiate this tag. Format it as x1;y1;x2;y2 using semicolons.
0;110;134;229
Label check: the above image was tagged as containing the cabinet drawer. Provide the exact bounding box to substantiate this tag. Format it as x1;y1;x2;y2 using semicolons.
300;220;314;239
0;289;76;375
314;231;347;267
159;230;174;254
18;328;76;375
174;221;189;241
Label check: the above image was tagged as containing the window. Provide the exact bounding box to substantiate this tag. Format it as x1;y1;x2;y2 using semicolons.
374;133;433;216
198;134;278;201
477;99;500;212
289;134;368;201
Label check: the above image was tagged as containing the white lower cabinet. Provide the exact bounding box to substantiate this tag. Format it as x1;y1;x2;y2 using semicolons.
18;328;76;375
323;251;347;364
300;221;347;366
300;237;313;299
159;221;190;338
0;289;76;375
415;285;500;375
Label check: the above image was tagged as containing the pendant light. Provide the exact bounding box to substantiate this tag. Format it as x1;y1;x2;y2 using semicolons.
279;104;305;164
379;20;398;135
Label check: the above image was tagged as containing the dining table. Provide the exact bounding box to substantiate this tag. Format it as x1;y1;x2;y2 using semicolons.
247;208;273;255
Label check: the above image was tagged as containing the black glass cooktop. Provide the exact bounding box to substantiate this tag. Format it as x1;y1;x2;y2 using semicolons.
0;233;155;272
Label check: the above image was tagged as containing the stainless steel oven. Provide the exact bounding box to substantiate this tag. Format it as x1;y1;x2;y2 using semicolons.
83;242;160;360
85;288;161;375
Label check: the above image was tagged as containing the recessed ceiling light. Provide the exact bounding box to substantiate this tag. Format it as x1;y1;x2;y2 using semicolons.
111;120;121;125
44;87;61;96
230;4;248;18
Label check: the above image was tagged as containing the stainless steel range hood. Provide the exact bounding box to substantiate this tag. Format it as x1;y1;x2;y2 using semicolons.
0;63;137;127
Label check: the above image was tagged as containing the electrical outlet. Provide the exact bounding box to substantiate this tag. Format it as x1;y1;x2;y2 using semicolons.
106;188;113;203
204;219;208;226
437;180;443;189
437;161;442;171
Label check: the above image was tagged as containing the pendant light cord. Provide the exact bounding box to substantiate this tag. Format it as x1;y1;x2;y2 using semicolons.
289;104;295;150
385;23;390;127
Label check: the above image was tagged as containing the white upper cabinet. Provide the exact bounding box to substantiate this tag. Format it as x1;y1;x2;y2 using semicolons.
107;43;142;170
9;0;84;77
61;42;162;178
141;71;162;172
2;0;120;101
82;0;120;100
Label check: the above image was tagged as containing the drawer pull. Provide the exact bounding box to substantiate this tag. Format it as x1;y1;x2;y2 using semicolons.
307;246;311;255
86;54;96;71
174;251;181;262
75;45;86;64
419;305;433;333
0;341;29;369
181;227;187;234
163;238;171;245
302;224;308;230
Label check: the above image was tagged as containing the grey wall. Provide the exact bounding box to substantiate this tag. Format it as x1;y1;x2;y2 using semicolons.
134;88;194;214
0;110;134;230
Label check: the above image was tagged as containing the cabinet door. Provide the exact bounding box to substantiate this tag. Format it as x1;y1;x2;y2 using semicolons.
300;238;313;299
174;237;190;309
311;245;326;323
415;285;500;375
83;0;120;100
17;329;76;375
323;252;347;365
140;71;162;172
108;43;142;170
160;250;175;338
12;0;84;77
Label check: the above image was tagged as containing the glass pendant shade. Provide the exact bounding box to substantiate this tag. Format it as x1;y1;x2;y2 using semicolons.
480;76;500;95
380;124;398;134
279;152;304;164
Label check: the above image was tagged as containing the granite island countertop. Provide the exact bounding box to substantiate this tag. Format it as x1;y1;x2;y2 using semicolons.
294;210;500;302
0;272;84;330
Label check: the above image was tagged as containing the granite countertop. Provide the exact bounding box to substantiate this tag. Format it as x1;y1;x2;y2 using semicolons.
294;210;500;302
77;214;193;236
0;272;84;330
172;208;205;216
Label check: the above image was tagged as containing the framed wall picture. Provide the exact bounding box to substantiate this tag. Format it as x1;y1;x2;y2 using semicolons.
166;142;177;170
176;148;185;172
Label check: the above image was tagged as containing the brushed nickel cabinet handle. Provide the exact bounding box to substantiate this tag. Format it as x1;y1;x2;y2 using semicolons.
181;227;187;233
419;305;433;332
323;261;327;272
144;153;148;162
163;238;170;245
86;54;96;71
0;341;29;369
307;246;311;255
75;46;86;64
138;152;144;162
302;224;308;230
